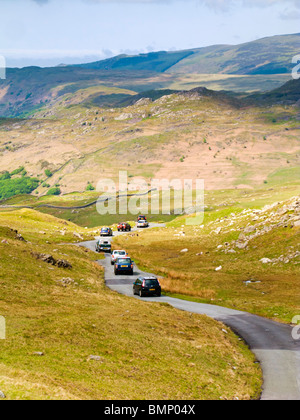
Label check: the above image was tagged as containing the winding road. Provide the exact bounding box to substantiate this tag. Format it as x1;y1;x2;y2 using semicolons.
80;223;300;401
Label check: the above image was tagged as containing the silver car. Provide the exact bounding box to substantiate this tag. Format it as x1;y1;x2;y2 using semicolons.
111;250;128;265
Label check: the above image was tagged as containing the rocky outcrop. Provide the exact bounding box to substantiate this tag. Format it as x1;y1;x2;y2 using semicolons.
211;196;300;264
32;252;72;269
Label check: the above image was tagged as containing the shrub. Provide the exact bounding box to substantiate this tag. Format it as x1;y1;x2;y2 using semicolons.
46;187;61;196
0;171;11;181
44;169;53;178
0;176;39;200
86;183;95;191
10;166;25;176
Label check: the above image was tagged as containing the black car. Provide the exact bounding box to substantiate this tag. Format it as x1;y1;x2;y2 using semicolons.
133;276;161;297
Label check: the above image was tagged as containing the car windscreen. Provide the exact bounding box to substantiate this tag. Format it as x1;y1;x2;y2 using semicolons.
144;279;159;287
117;258;131;264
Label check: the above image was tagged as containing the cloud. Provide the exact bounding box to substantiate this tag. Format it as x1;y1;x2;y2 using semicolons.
280;9;300;20
29;0;300;8
198;0;300;12
32;0;49;4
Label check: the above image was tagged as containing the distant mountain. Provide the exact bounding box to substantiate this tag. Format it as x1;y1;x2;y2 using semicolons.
73;50;197;73
0;33;298;118
74;33;300;76
247;78;300;105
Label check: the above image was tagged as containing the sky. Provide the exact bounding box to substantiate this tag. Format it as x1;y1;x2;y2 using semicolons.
0;0;299;67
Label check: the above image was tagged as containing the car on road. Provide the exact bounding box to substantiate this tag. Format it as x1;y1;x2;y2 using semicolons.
96;240;112;253
133;276;161;297
111;250;128;265
114;257;134;275
137;219;149;228
117;222;132;232
100;227;113;237
137;215;147;222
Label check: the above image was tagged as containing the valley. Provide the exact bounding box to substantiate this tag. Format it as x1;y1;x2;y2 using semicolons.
0;31;299;401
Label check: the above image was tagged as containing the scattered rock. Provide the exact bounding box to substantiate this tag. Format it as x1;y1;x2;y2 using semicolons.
260;258;272;264
32;352;44;356
236;241;248;250
244;280;261;286
244;225;256;234
73;232;84;240
180;249;189;253
32;253;72;269
56;259;72;269
215;266;222;272
56;277;75;287
15;233;26;241
88;355;103;362
32;253;56;265
0;391;6;399
115;113;133;121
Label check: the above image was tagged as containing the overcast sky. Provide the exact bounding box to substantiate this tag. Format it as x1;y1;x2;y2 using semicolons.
0;0;299;67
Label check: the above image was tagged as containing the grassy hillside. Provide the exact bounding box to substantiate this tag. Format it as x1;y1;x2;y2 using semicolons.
0;210;261;400
0;80;299;197
74;50;196;72
247;78;300;105
0;33;297;118
114;192;300;324
168;34;300;75
75;34;300;76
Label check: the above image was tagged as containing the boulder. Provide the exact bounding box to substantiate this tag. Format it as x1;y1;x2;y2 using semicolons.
56;260;72;269
260;258;272;264
236;241;248;250
32;253;56;265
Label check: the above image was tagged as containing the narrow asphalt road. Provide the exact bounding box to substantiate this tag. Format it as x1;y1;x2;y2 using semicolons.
80;224;300;401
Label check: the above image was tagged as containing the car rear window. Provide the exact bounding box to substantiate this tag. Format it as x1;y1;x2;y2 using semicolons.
144;279;159;287
117;258;131;264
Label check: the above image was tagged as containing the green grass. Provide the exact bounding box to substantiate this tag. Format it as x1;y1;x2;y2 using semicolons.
0;210;261;400
0;167;40;200
114;189;300;324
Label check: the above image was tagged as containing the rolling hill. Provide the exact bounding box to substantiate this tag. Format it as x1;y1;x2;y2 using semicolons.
0;78;299;197
75;33;300;75
167;33;300;75
0;33;298;118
